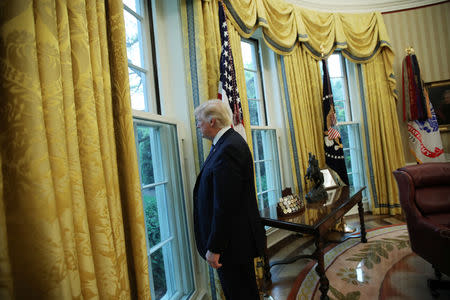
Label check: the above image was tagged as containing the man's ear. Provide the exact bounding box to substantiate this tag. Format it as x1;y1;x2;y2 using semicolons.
209;118;216;127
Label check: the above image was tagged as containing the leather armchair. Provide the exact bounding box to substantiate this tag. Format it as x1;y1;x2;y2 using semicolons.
393;162;450;296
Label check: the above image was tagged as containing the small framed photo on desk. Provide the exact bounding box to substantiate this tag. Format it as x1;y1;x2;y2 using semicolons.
321;168;339;190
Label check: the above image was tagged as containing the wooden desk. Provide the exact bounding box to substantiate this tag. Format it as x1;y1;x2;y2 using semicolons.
259;186;367;300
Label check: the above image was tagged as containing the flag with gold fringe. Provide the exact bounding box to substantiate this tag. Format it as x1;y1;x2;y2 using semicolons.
402;51;445;163
322;59;349;185
217;1;246;141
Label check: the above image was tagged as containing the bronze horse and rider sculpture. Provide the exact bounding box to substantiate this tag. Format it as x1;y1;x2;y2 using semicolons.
304;153;328;203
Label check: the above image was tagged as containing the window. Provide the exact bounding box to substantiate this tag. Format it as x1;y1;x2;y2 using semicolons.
124;0;158;113
241;39;267;126
326;53;367;191
125;1;194;299
241;38;282;216
134;119;194;300
252;129;282;210
327;54;351;123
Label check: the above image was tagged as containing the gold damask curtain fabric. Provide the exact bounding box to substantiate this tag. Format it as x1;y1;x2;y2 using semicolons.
282;46;324;193
223;0;392;59
361;53;405;215
0;0;149;299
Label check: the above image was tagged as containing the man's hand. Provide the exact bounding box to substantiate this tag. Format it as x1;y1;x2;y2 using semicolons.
206;250;222;269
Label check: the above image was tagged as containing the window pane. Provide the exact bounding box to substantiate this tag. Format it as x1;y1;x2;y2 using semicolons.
248;99;260;126
339;124;350;148
137;126;155;185
143;185;171;249
255;162;262;193
143;187;161;247
129;67;146;110
135;119;194;299
347;173;354;187
330;78;344;100
151;247;168;300
328;54;342;77
124;10;143;67
245;70;258;99
241;41;257;70
253;130;265;160
123;0;140;14
344;149;352;173
259;192;269;210
259;162;267;191
334;99;346;123
242;38;267;126
252;129;282;217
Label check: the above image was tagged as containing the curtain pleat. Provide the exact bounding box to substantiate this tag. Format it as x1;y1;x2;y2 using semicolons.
224;0;393;58
361;54;405;215
282;46;324;193
0;0;150;298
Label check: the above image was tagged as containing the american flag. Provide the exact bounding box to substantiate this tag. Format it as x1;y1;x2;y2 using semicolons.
328;127;341;140
322;59;349;185
218;1;246;141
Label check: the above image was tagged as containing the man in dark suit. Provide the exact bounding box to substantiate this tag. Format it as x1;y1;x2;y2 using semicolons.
193;99;266;300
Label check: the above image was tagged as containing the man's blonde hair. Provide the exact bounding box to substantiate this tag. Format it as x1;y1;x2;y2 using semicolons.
194;99;232;129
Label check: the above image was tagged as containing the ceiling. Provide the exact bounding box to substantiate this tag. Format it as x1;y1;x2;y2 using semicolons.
283;0;445;13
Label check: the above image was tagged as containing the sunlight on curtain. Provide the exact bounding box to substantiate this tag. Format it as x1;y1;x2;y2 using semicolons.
0;0;150;299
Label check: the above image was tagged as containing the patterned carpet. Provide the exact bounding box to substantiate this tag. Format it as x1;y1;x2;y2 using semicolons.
289;225;450;300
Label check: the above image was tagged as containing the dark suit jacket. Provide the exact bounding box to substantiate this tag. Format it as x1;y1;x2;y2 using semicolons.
193;128;266;264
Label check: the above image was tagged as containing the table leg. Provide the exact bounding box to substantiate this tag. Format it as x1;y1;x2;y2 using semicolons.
313;237;329;300
262;246;272;291
358;200;367;243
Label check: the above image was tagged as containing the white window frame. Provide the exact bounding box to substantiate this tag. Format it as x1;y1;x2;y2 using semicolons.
124;1;194;298
327;53;369;204
328;54;352;123
241;38;267;126
124;0;158;113
241;37;283;220
133;114;194;300
251;126;282;212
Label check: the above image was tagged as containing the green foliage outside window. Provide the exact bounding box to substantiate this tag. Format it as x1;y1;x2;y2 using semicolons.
137;127;155;185
138;125;166;299
144;194;167;299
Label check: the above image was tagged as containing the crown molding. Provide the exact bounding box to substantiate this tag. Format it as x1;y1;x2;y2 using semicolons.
283;0;446;13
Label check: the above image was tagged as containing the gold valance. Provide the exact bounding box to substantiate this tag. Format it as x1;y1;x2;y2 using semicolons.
222;0;392;62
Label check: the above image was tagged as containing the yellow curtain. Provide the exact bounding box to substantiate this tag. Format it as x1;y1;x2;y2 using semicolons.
0;0;150;299
282;45;324;194
224;1;392;61
361;52;405;215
